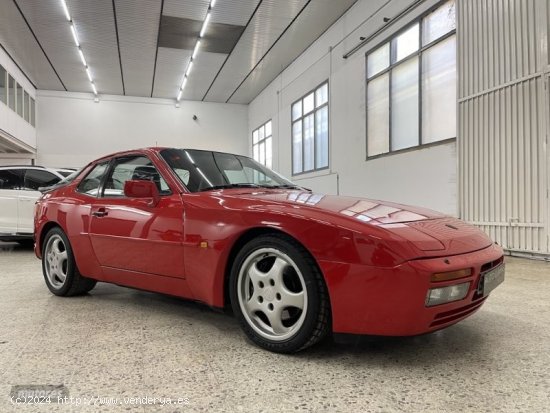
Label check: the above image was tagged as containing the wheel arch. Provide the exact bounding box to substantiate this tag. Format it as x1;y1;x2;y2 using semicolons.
222;226;328;311
37;221;62;256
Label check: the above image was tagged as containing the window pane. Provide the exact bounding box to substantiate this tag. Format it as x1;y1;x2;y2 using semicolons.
253;143;259;163
265;137;272;169
303;93;314;114
292;121;303;174
367;43;390;78
292;101;302;120
16;83;23;116
0;65;6;105
77;163;109;196
422;36;457;143
8;75;15;111
259;125;265;140
393;24;419;63
23;170;59;190
315;105;329;169
265;120;272;137
253;130;259;144
0;169;23;189
23;91;29;122
303;114;314;171
315;83;328;107
391;57;419;151
259;141;265;165
30;98;35;127
423;0;456;45
367;74;390;156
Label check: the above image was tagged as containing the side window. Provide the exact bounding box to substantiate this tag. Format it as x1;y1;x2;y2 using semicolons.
23;169;60;190
103;156;170;198
0;169;23;190
76;163;109;197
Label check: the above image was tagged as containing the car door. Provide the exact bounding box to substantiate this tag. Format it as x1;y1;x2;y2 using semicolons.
0;169;23;234
88;155;185;278
19;169;61;233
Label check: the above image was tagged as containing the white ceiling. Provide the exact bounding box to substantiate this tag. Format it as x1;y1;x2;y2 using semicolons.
0;0;358;103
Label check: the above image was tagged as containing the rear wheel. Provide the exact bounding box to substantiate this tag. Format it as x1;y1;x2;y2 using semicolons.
230;234;330;353
42;227;96;296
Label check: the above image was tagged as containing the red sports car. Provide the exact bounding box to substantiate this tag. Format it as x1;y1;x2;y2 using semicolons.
34;148;504;353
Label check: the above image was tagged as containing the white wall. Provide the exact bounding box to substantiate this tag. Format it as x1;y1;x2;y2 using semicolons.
36;91;248;167
0;46;36;154
248;0;458;215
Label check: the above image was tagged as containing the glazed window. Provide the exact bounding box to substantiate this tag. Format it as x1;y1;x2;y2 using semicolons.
366;0;456;158
102;156;170;197
76;163;109;197
7;75;15;111
0;65;6;105
0;169;23;190
252;120;272;169
291;82;329;175
23;169;60;191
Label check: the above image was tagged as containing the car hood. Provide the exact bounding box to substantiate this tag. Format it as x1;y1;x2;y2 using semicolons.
226;189;492;256
236;189;445;224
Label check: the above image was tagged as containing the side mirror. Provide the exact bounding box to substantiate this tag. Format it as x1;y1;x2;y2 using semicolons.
124;180;160;207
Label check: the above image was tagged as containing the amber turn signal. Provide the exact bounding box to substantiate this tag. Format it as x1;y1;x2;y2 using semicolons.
431;268;472;282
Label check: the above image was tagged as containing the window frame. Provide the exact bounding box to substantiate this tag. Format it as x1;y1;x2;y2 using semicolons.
365;0;456;160
291;80;330;176
252;119;272;168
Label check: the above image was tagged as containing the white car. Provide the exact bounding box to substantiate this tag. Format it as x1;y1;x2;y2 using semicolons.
0;165;76;243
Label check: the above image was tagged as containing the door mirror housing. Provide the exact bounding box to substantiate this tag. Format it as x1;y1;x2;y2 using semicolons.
124;180;160;206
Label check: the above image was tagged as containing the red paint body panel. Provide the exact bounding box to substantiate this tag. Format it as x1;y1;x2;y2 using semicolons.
34;148;504;336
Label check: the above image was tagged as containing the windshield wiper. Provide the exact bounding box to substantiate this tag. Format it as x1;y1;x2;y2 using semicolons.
199;183;262;192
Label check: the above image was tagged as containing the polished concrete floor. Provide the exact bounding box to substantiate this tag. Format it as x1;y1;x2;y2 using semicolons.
0;242;548;413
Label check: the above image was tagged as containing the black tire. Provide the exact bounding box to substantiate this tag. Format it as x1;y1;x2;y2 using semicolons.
42;227;97;296
229;233;331;353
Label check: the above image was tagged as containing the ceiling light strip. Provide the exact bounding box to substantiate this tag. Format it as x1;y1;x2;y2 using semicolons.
60;0;97;96
176;0;217;101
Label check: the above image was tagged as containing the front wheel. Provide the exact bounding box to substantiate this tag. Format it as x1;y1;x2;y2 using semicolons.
230;234;330;353
42;227;97;296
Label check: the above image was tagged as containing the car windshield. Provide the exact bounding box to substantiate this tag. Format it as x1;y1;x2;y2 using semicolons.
160;149;299;193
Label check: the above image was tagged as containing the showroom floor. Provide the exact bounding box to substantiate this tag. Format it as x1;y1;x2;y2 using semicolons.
0;243;548;413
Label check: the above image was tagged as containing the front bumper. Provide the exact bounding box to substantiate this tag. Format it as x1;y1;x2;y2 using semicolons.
320;243;504;336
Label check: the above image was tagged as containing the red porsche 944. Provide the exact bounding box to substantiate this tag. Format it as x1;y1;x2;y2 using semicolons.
34;148;504;353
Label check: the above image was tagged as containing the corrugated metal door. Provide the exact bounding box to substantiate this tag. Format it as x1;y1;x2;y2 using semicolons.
458;0;549;256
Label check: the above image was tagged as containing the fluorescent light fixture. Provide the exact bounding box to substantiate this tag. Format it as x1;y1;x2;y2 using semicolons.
86;67;93;82
181;76;188;90
192;40;201;59
210;0;217;7
60;0;71;21
70;24;79;46
78;48;87;66
186;60;194;76
200;13;211;37
176;89;182;101
91;82;98;95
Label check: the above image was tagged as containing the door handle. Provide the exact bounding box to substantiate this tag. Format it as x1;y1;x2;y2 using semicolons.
92;209;108;217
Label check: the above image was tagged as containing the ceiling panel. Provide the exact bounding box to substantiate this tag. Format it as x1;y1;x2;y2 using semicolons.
203;0;308;102
182;51;227;101
0;0;63;90
163;0;210;21
210;0;261;26
15;0;91;92
67;0;123;95
152;47;191;98
230;0;358;103
116;0;162;97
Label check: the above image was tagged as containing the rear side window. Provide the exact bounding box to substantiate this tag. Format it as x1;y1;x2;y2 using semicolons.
23;169;60;190
0;169;23;189
103;156;170;197
76;163;109;197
